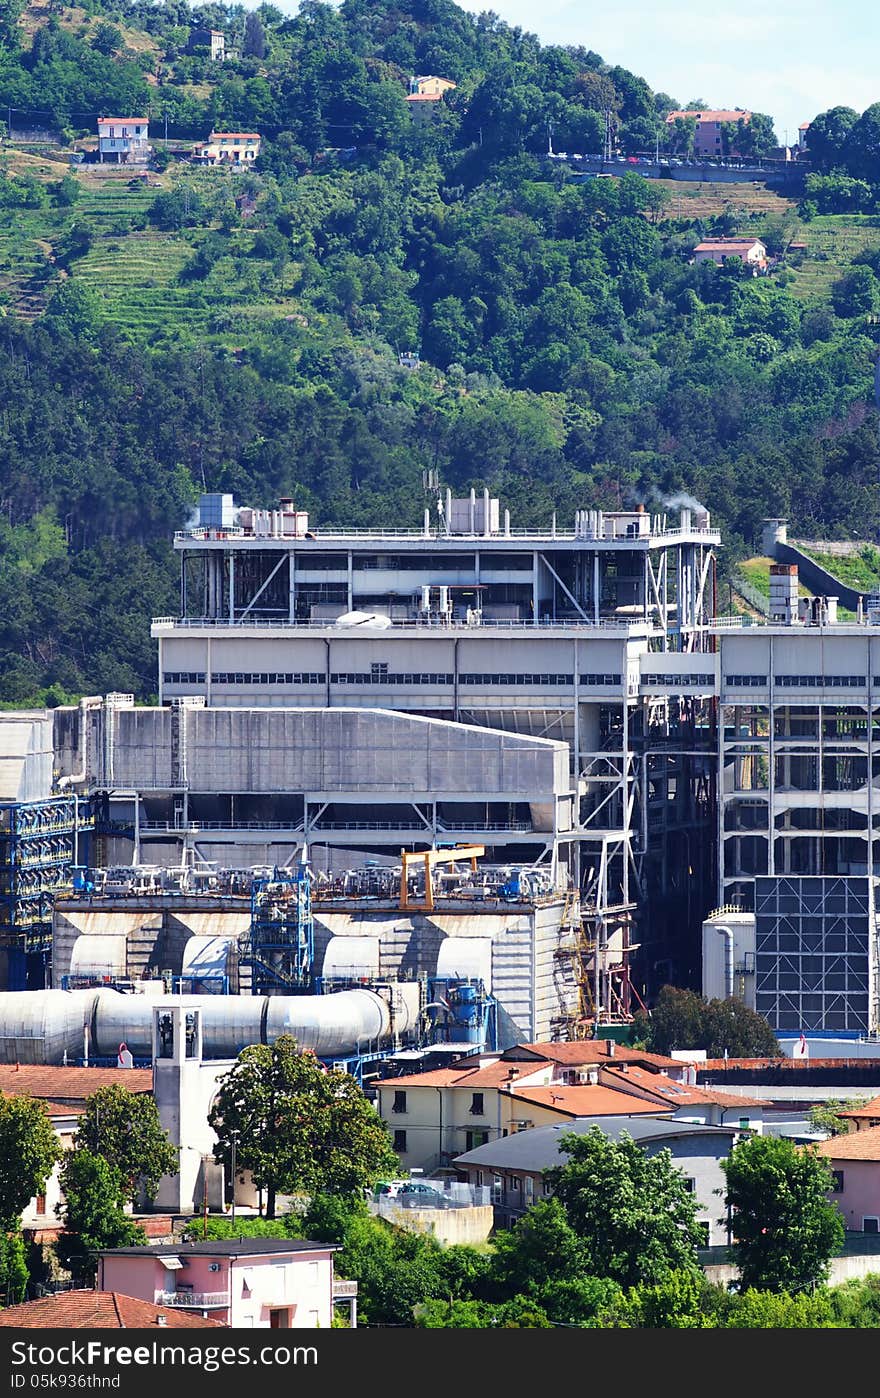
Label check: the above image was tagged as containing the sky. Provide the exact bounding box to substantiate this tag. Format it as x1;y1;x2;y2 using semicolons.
451;0;877;142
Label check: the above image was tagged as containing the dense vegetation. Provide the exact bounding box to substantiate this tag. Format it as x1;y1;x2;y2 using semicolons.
0;0;878;703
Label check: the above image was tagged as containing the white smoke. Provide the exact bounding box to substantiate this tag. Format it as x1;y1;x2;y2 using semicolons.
663;491;707;513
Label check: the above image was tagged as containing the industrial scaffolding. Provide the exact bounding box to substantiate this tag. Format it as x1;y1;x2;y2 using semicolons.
241;865;314;994
0;796;93;982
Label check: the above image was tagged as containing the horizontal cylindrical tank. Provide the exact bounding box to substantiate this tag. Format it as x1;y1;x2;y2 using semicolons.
265;988;390;1054
0;985;409;1063
0;989;97;1065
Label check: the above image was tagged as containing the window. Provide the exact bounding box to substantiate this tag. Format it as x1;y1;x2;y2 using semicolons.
470;1092;484;1116
34;1194;46;1216
831;1171;845;1193
697;1222;710;1246
392;1091;407;1114
682;1177;696;1194
466;1130;489;1151
739;1118;750;1130
491;1175;502;1202
393;1130;407;1153
864;1217;879;1234
510;1175;521;1191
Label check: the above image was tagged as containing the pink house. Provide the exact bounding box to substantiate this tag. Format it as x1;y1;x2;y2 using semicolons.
98;1237;353;1328
813;1125;880;1236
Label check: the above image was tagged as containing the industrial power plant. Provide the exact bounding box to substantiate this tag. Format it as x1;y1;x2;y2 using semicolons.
0;487;878;1073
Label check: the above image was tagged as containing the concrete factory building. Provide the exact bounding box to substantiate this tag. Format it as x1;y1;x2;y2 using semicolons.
4;490;880;1056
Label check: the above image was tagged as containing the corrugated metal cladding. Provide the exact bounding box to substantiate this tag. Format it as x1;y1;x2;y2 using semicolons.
85;707;569;798
0;715;54;802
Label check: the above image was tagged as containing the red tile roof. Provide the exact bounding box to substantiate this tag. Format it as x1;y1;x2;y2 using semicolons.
519;1041;684;1071
377;1060;553;1090
837;1095;880;1120
601;1065;764;1109
0;1066;152;1103
0;1292;225;1328
510;1085;673;1117
811;1125;880;1162
97;118;149;126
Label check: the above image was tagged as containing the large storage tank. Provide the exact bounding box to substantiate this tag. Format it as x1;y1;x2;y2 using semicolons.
0;989;95;1065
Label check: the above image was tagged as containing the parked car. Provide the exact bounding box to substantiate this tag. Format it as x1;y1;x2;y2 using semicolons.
398;1182;448;1208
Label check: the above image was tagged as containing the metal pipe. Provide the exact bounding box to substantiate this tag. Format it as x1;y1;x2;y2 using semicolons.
0;985;411;1065
56;697;103;789
716;925;735;999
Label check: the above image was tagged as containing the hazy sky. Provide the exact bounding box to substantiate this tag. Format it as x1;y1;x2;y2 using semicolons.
453;0;877;141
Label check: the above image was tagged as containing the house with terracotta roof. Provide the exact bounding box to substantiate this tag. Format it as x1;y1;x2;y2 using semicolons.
0;1291;225;1328
596;1062;765;1132
693;237;768;274
405;75;456;123
191;132;261;165
836;1095;880;1132
813;1124;880;1235
454;1116;740;1243
97;118;151;165
0;1064;155;1233
98;1238;351;1328
374;1042;681;1173
664;108;752;156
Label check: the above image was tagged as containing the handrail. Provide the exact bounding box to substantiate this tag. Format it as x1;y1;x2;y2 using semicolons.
155;1291;227;1308
152;616;652;632
173;526;718;544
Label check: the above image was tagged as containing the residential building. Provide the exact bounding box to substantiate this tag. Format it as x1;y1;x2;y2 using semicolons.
97;118;151;165
798;122;811;152
0;1292;225;1328
374;1040;689;1172
454;1115;740;1243
191;132;261;165
98;1238;348;1328
693;238;768;271
410;76;457;97
0;1064;153;1231
188;28;225;61
813;1124;880;1233
837;1095;880;1132
664;108;752;157
406;75;456;123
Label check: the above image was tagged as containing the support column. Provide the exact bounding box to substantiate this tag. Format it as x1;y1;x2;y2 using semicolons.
229;552;235;623
347;551;353;612
289;553;296;622
593;553;600;624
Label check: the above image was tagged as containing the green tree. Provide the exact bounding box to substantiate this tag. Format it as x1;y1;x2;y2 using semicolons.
721;1135;845;1292
633;985;781;1057
74;1085;177;1206
806;106;859;171
808;1098;866;1137
831;265;879;318
0;1096;62;1231
545;1127;704;1287
209;1035;398;1217
414;1295;553;1327
0;1233;29;1308
596;1268;717;1328
55;1150;147;1284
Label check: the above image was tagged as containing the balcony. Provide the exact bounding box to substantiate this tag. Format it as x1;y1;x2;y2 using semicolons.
155;1291;228;1309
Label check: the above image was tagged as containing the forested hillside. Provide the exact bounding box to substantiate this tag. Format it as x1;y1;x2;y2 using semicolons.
0;0;879;703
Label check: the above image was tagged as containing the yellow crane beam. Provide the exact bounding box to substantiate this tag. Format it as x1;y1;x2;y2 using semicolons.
399;845;485;912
